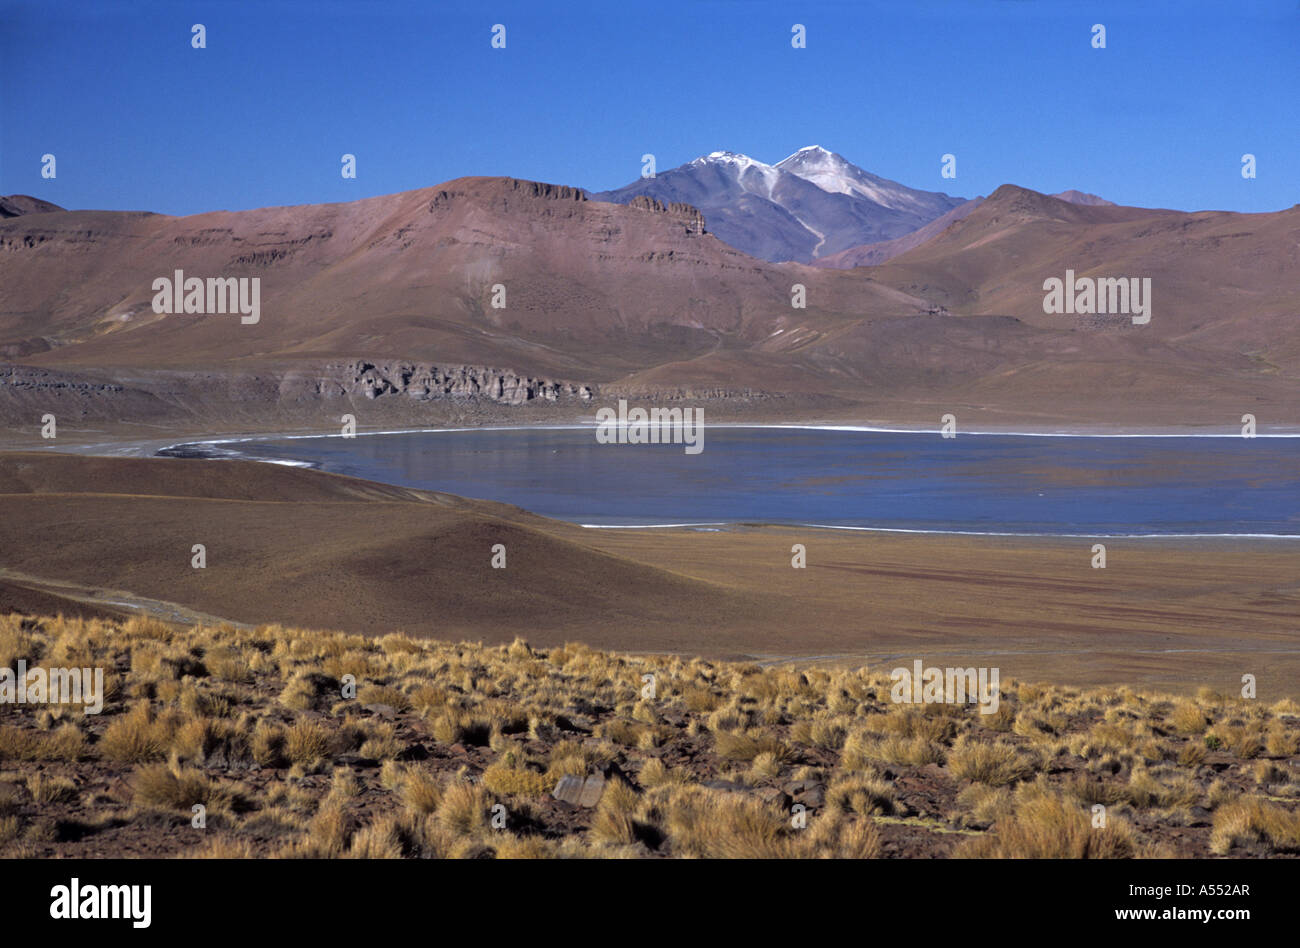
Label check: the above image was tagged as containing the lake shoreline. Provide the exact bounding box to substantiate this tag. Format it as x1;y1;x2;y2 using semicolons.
5;415;1300;460
144;425;1300;539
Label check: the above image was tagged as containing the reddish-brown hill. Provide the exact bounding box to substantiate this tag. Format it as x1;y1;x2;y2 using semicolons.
1;178;1296;428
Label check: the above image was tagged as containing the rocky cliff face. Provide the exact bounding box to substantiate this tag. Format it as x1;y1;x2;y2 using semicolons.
626;195;708;236
0;360;602;431
334;362;594;405
0;364;172;424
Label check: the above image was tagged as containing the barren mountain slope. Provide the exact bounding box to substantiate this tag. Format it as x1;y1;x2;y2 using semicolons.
2;179;1297;428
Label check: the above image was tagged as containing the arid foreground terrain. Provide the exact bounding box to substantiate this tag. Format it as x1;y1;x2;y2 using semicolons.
0;451;1297;858
1;612;1299;859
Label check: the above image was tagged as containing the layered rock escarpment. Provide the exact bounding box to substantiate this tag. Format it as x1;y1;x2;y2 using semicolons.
626;195;708;236
336;361;594;405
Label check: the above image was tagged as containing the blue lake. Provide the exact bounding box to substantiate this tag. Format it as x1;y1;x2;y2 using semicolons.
190;427;1300;536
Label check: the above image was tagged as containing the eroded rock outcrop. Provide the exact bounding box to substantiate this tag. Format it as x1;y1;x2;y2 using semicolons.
338;361;595;405
626;195;707;236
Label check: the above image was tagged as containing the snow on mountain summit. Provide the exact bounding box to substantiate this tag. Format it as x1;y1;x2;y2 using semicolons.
775;146;921;210
690;151;780;197
591;146;967;263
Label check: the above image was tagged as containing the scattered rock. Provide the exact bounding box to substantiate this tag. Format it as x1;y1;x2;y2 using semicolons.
395;742;428;761
334;754;379;769
784;779;825;808
556;713;594;733
701;779;749;793
552;774;584;805
755;786;792;809
552;773;607;808
577;773;606;808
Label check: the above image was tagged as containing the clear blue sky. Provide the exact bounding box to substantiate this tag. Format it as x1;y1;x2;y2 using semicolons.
2;0;1296;216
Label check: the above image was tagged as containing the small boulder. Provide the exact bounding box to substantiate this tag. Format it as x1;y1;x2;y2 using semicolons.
552;774;584;805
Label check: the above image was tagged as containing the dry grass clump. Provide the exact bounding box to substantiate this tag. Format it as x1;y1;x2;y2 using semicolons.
1207;723;1264;759
347;817;407;858
0;723;84;761
251;722;287;767
278;672;340;712
1085;722;1135;754
26;772;78;804
284;720;333;764
1167;701;1210;735
430;709;492;746
957;793;1136;858
638;757;688;789
435;781;493;835
864;708;956;743
825;773;900;817
1210;798;1300;855
172;716;250;767
494;833;558;859
588;778;642;846
99;701;176;763
202;646;254;684
682;686;721;713
358;721;401;760
713;729;791;763
282;802;356;858
947;736;1037;787
357;684;411;712
399;768;443;816
957;784;1014;825
658;784;791;858
1264;723;1299;757
1065;774;1129;807
185;836;257;858
859;735;946;768
481;762;553;797
1125;764;1201;809
132;762;214;810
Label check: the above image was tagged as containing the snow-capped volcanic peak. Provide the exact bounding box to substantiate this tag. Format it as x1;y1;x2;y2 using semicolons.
590;146;968;264
775;145;914;209
776;145;851;180
693;150;766;170
783;145;837;162
691;151;780;197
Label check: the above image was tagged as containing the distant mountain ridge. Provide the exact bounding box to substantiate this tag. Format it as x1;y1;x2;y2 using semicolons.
1052;189;1115;207
814;188;1117;269
588;146;966;263
1;176;1295;429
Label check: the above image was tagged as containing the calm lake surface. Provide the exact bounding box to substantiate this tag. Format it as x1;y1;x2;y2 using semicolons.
191;427;1300;536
